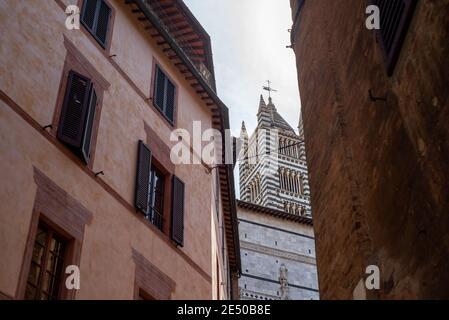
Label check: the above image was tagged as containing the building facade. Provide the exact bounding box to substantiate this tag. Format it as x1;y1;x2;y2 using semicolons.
238;201;319;300
0;0;240;300
237;95;319;300
239;95;312;217
290;0;449;299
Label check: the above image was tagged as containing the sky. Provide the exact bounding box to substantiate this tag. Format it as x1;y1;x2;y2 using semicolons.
184;0;302;138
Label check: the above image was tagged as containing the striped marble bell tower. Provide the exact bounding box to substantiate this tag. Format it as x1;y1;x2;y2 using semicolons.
239;95;312;217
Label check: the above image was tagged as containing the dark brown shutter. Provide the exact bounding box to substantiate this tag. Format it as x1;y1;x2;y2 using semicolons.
57;71;91;149
81;88;97;163
81;0;97;31
153;66;176;123
165;79;175;122
154;66;166;112
95;0;111;47
135;140;152;215
171;175;185;246
376;0;417;75
81;0;111;48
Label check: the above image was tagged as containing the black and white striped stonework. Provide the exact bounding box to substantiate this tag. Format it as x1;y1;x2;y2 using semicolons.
239;96;313;217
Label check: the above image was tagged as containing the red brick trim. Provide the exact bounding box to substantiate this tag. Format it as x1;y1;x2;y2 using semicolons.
132;248;176;300
33;167;93;238
15;167;92;300
63;35;110;90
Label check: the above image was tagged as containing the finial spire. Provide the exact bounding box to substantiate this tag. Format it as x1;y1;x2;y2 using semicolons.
240;120;248;139
262;80;278;98
259;94;266;107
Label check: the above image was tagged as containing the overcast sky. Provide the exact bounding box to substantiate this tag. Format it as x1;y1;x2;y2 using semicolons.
184;0;301;198
184;0;302;137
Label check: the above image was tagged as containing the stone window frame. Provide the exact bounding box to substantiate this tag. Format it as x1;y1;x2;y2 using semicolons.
51;35;110;170
16;167;92;300
131;248;175;300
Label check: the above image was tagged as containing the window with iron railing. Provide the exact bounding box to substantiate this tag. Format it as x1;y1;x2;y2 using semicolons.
147;165;165;231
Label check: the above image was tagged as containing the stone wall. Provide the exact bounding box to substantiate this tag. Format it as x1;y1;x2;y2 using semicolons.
238;207;319;300
290;0;449;299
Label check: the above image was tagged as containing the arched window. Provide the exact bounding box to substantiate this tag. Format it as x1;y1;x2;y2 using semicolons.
292;173;296;193
299;174;304;194
290;172;295;193
279;169;283;189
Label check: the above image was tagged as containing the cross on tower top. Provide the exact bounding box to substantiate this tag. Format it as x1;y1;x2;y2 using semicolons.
262;80;278;98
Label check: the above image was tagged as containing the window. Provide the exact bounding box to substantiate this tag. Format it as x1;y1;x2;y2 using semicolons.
81;0;112;48
147;165;165;230
153;65;176;123
376;0;417;75
25;222;68;300
134;140;185;243
57;70;97;164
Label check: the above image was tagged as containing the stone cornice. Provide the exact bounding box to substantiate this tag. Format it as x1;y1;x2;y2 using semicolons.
240;240;316;265
237;200;313;225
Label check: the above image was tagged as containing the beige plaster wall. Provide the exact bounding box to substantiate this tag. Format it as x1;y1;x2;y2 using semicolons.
0;0;224;299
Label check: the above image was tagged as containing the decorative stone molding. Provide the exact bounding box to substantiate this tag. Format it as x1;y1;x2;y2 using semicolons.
132;248;176;300
240;288;279;300
33;167;93;240
16;167;92;299
240;241;316;265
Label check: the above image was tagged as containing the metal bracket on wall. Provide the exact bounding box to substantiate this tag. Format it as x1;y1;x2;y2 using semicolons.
94;171;104;177
368;89;387;102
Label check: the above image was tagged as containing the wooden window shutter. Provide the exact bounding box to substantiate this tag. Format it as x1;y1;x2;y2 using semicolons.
171;175;185;246
135;140;152;215
153;65;176;123
154;66;166;112
57;71;92;153
376;0;417;75
81;0;97;31
81;0;111;48
81;87;97;163
95;1;111;47
165;79;175;122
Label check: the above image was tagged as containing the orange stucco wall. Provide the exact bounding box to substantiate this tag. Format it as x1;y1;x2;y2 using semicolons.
0;0;228;299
